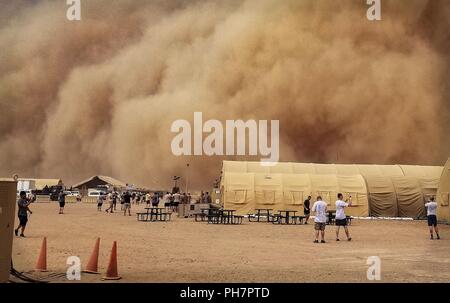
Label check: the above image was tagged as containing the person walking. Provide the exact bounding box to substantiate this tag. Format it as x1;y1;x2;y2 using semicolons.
105;191;114;213
97;192;105;211
304;195;311;224
15;191;33;237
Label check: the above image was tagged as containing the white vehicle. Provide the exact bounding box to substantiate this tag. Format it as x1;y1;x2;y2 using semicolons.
88;191;102;197
16;190;33;197
67;191;81;197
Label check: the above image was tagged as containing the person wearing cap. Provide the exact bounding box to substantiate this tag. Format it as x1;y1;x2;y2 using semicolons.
15;191;33;237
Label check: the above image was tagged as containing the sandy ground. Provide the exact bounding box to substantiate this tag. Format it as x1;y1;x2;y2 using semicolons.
10;203;450;283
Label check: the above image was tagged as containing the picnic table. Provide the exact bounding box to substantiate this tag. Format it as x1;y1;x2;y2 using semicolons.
249;208;273;222
327;211;335;225
137;207;171;222
194;208;210;222
275;210;297;225
207;208;243;225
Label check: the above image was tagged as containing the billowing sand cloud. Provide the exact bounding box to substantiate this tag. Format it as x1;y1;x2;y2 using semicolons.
0;0;448;189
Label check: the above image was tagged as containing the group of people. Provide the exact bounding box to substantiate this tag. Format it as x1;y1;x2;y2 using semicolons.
303;193;353;243
303;193;441;243
14;190;442;240
96;191;160;216
93;190;199;216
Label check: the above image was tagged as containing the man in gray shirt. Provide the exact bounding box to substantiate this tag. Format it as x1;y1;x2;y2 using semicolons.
15;191;33;237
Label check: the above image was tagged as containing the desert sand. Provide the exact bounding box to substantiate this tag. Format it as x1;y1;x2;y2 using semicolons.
11;202;450;283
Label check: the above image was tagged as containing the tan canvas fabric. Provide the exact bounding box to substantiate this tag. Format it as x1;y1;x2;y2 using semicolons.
269;162;294;174
221;161;445;219
222;172;254;215
399;165;442;201
364;176;398;217
391;176;426;218
336;175;369;217
292;163;316;174
221;161;247;173
281;174;311;212
314;164;337;174
247;162;271;173
437;158;450;221
254;173;283;211
335;164;361;175
378;165;405;177
357;165;384;176
309;174;338;208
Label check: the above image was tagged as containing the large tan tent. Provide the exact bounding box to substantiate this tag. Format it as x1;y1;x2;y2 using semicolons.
437;158;450;221
220;161;443;219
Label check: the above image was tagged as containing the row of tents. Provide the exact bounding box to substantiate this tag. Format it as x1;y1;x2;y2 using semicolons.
220;158;450;221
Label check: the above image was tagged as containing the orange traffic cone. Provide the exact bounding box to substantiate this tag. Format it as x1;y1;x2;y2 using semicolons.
83;238;100;274
103;241;121;280
35;237;48;272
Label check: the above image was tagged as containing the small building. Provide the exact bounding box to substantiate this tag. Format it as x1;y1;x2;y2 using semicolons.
72;175;127;196
17;178;63;191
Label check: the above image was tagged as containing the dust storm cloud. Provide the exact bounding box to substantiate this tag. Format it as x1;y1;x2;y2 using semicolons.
0;0;448;189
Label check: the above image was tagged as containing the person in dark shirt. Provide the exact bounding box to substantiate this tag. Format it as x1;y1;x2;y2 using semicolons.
151;193;159;207
58;191;67;214
304;196;311;224
123;191;132;216
15;191;32;237
205;192;212;204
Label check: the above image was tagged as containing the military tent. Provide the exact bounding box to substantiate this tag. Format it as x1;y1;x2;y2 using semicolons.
220;161;443;219
437;158;450;221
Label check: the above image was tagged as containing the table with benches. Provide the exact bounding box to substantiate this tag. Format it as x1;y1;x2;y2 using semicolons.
272;210;306;225
207;209;244;225
137;207;172;222
248;208;273;222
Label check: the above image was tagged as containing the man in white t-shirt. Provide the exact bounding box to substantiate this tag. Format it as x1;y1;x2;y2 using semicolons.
312;196;328;243
425;197;440;240
335;193;352;241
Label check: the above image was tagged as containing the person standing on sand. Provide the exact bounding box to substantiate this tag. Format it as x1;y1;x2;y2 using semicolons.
123;191;132;216
335;193;352;241
58;190;67;214
15;191;32;237
145;192;151;206
304;195;311;224
97;192;104;212
312;196;327;243
425;197;440;240
112;191;118;211
105;191;114;213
